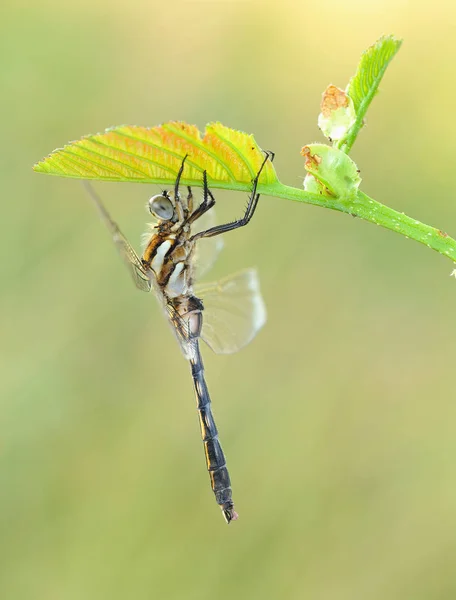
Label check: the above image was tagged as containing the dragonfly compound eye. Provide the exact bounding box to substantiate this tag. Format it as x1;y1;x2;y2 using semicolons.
148;194;174;220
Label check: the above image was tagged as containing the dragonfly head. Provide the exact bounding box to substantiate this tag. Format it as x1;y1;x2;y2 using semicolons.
148;192;175;221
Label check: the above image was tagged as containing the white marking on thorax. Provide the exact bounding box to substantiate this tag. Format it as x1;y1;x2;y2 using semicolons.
151;239;172;274
166;262;187;298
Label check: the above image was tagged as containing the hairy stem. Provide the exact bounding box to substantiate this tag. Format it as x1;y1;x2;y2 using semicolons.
263;182;456;264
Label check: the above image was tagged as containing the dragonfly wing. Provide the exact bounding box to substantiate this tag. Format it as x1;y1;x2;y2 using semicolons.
192;208;224;280
164;298;201;362
194;268;267;355
113;230;152;292
83;181;151;292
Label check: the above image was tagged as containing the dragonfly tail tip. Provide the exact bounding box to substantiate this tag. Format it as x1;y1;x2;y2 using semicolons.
222;506;239;524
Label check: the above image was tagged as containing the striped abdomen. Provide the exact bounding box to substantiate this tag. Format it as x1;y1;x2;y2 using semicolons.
185;305;238;524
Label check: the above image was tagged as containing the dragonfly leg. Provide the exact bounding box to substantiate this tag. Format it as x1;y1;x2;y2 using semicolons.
186;186;194;213
187;170;216;225
174;154;188;199
190;150;274;241
173;155;189;221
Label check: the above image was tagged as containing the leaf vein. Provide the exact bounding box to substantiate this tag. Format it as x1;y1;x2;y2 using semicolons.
162;123;237;182
89;138;178;177
59;150;103;177
62;148;127;178
113;130;206;176
79;142;155;178
208;127;256;180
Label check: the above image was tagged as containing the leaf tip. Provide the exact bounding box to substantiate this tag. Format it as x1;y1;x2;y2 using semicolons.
32;154;55;174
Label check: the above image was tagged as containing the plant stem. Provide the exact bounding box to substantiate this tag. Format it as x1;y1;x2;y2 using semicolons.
262;182;456;264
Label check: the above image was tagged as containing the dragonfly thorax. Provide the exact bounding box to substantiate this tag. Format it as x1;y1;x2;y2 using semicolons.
142;229;196;301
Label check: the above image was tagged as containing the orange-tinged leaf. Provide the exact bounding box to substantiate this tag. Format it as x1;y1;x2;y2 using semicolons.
33;122;278;191
318;85;356;142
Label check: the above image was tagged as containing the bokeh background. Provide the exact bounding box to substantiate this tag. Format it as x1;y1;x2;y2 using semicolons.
2;0;456;598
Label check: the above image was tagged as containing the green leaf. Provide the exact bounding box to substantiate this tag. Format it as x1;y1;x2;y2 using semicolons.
347;35;402;114
301;144;361;198
337;35;402;153
33;122;278;192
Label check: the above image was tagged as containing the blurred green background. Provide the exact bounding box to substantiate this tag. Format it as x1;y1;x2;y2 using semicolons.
2;0;456;598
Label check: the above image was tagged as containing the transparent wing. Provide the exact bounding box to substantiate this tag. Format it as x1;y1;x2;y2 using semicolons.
83;181;151;292
194;268;266;355
164;299;195;359
192;207;224;280
112;230;152;292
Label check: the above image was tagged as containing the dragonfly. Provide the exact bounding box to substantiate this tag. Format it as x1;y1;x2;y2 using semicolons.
84;151;274;523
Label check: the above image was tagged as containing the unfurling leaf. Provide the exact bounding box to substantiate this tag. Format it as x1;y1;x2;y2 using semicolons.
301;144;361;198
336;35;402;152
346;35;402;115
318;85;356;142
33;122;278;192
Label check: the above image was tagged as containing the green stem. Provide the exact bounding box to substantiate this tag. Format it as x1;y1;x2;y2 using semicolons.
337;114;364;155
262;182;456;264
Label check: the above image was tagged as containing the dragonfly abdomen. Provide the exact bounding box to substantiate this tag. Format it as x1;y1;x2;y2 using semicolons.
189;338;238;524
